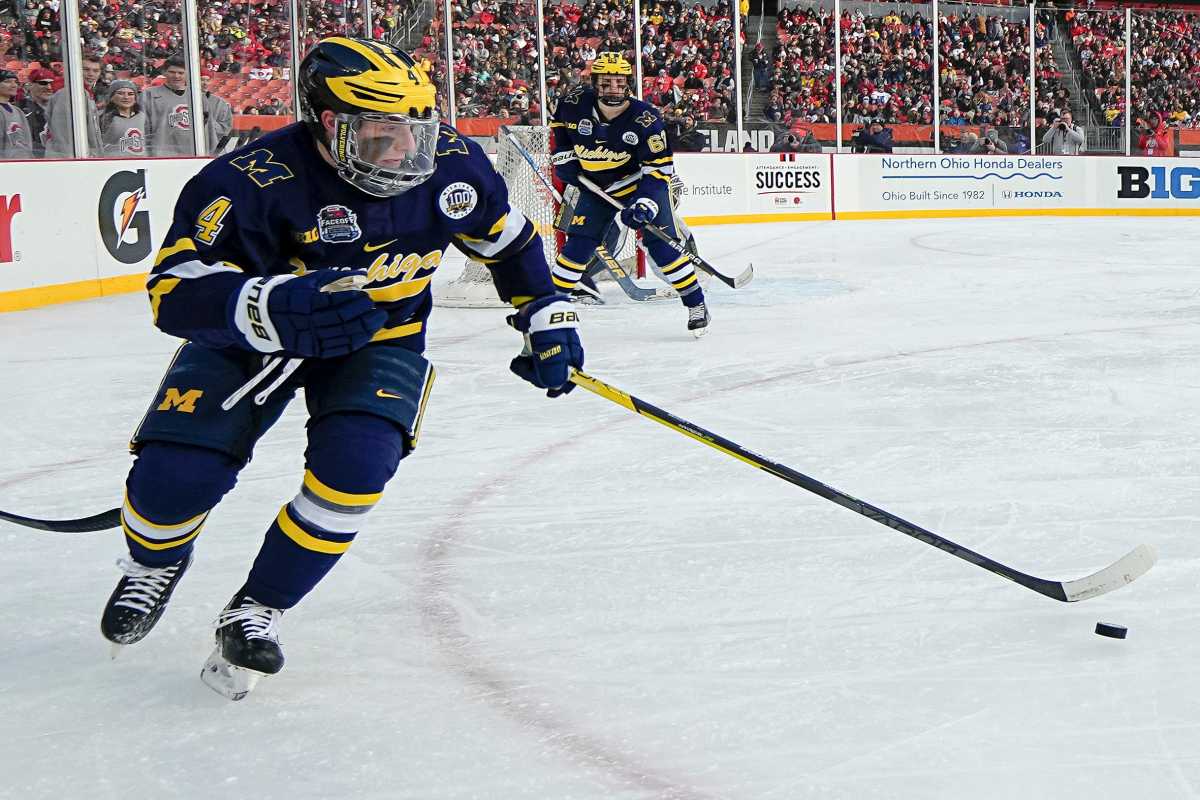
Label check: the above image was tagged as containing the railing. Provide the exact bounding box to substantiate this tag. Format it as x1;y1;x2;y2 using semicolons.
743;5;767;122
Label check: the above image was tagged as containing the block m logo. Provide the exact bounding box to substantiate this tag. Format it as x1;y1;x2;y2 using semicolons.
157;388;204;413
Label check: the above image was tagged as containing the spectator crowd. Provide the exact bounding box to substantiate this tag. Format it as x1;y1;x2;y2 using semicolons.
5;0;1200;158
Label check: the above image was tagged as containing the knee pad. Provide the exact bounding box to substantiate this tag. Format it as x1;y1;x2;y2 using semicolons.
126;442;240;522
305;413;407;492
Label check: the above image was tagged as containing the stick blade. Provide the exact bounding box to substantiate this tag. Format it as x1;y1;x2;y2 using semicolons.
0;506;121;532
731;263;754;288
1061;543;1157;602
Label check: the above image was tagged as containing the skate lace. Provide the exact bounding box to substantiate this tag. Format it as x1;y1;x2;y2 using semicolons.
688;304;708;322
113;557;182;614
216;599;281;642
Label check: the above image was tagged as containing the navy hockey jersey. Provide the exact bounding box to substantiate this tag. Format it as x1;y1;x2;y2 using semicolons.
148;122;555;353
549;85;675;200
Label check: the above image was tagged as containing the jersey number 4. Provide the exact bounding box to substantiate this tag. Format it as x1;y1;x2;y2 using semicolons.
195;196;233;245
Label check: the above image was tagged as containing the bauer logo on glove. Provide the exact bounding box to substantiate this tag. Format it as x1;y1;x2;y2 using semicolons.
507;294;585;397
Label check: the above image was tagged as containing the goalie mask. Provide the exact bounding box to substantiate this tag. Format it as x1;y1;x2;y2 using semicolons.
589;52;633;108
300;37;440;197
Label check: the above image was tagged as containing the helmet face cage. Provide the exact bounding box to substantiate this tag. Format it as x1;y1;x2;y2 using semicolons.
592;73;630;107
328;111;440;197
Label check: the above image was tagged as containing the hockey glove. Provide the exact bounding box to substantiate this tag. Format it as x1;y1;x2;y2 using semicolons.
230;270;387;359
551;152;581;188
507;294;584;397
619;198;658;230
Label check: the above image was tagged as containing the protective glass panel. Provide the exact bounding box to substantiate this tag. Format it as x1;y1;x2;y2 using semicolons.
0;12;61;160
642;0;740;152
1131;8;1196;157
836;0;934;154
938;1;1030;155
452;0;544;129
200;0;295;152
760;0;834;154
414;0;451;120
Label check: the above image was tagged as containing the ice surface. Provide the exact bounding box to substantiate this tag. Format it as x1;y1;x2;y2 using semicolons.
1;217;1197;799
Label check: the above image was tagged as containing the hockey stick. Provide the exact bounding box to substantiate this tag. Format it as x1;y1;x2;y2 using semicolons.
568;369;1156;603
593;245;675;302
0;505;120;532
577;175;754;290
500;126;670;303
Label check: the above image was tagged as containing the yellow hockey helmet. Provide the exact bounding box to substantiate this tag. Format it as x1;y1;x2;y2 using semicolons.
590;52;633;77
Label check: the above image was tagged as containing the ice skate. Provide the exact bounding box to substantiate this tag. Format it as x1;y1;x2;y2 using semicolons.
569;274;605;305
101;552;192;656
687;301;710;338
200;592;284;701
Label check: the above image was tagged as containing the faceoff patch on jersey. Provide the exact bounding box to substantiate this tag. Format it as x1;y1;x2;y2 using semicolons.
317;204;362;243
438;182;477;219
622;131;638;146
577;118;593;137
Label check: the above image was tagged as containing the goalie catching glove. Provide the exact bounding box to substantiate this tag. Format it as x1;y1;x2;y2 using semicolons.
230;270;387;359
507;294;584;397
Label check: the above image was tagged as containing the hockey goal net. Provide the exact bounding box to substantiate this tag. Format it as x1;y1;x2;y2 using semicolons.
435;125;644;308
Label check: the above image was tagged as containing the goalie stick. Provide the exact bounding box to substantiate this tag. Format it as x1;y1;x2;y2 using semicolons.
500;126;673;303
568;369;1157;603
577;175;754;290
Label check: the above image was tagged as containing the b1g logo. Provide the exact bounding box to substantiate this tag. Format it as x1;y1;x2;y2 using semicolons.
98;170;151;264
0;194;21;263
1117;165;1200;200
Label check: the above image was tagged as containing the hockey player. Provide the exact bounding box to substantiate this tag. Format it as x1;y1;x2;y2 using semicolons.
99;37;584;699
550;52;709;336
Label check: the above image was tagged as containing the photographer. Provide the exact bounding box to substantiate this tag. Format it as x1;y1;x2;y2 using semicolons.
1041;111;1085;155
851;119;894;154
770;129;822;154
977;125;1008;154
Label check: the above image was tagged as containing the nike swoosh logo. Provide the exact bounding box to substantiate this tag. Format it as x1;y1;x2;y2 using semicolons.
376;389;404;400
363;240;398;253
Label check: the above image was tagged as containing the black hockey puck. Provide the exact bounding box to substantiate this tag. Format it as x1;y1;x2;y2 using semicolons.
1095;622;1128;639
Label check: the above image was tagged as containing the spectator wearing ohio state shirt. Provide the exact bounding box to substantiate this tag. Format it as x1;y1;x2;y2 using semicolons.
200;74;233;154
98;79;148;157
141;57;194;156
20;67;55;157
0;69;32;159
44;55;102;158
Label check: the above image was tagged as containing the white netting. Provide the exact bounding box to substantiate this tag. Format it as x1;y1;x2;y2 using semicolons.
435;125;641;309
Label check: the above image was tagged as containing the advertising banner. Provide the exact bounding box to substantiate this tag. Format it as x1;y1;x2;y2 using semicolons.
1103;159;1200;210
674;153;832;222
0;159;203;305
835;155;1081;218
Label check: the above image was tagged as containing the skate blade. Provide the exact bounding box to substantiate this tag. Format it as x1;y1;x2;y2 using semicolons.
109;642;125;660
200;648;265;701
691;327;709;339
